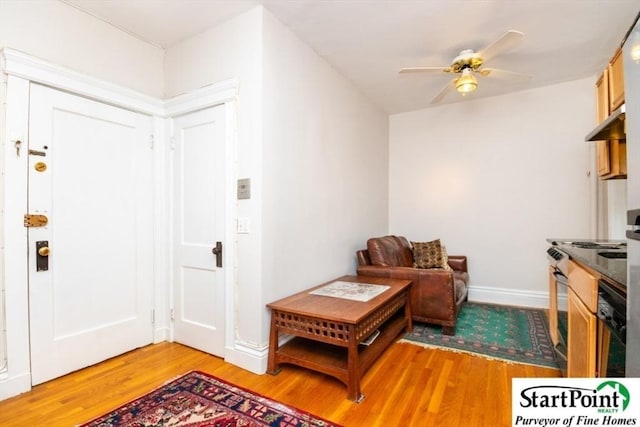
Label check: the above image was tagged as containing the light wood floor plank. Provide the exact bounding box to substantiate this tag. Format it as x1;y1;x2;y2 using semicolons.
0;340;560;426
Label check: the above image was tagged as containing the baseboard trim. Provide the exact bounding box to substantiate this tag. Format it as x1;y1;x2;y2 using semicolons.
224;341;268;375
0;371;31;400
468;285;550;309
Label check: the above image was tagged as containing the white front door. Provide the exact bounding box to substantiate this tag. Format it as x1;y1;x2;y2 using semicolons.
171;105;226;357
28;84;155;385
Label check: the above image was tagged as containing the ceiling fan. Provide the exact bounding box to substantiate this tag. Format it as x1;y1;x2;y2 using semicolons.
399;30;531;104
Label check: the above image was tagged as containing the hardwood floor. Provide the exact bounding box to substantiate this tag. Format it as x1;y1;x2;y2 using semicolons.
0;340;560;427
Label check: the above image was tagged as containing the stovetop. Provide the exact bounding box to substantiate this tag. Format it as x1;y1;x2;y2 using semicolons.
547;238;627;287
550;240;626;250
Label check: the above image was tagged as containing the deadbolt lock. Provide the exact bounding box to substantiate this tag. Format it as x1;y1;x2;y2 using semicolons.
34;162;47;172
24;214;48;227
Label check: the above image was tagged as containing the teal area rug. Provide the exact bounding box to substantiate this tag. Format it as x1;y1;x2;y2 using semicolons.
399;302;559;369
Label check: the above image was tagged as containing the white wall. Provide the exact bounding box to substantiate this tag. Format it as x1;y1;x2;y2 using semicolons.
165;7;389;371
0;0;164;98
389;78;595;307
607;179;627;239
0;1;387;382
164;7;265;368
260;9;389;334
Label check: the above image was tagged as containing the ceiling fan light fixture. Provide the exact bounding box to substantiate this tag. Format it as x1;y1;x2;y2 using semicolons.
456;68;478;94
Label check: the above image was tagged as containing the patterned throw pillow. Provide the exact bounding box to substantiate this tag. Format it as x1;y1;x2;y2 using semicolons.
411;239;453;271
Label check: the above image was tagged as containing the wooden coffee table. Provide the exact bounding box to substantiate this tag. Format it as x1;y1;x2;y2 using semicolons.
266;275;412;402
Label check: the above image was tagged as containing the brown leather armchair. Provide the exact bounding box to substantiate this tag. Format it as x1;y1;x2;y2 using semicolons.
356;235;469;335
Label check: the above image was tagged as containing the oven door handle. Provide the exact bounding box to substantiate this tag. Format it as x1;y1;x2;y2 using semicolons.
552;271;568;285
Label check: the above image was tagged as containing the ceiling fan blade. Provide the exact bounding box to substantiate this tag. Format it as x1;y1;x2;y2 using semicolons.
478;67;532;80
431;80;455;104
477;30;524;61
399;66;451;74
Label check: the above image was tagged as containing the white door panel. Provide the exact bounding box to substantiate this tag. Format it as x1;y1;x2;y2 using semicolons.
172;105;226;356
28;84;154;385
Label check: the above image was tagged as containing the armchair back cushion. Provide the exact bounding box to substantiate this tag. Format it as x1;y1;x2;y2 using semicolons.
367;235;413;267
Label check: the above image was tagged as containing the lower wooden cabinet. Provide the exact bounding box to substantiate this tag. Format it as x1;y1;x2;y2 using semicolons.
567;287;597;377
551;258;618;377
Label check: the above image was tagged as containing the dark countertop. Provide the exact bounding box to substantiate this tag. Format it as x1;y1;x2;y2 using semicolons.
547;238;627;287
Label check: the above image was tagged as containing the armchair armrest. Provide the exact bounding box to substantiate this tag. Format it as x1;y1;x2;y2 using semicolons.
447;255;467;273
356;249;371;266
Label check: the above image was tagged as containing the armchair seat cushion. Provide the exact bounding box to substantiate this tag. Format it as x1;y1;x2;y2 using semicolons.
453;271;470;287
454;276;468;302
356;235;469;335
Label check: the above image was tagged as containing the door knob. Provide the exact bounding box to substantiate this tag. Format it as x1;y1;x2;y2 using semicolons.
36;240;50;271
211;241;222;268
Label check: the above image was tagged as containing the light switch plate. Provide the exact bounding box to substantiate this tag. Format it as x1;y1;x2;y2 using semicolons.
237;178;251;200
237;217;250;234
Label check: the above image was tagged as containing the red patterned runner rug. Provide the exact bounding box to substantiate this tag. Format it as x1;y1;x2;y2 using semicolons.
79;370;341;427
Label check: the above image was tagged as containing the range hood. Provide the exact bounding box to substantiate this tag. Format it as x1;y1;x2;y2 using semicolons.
586;104;626;141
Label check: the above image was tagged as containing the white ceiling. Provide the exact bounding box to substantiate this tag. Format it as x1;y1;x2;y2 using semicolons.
61;0;640;114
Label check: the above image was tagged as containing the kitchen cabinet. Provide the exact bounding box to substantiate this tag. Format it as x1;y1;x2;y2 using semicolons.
595;71;611;177
567;287;597;377
594;61;627;179
596;139;627;179
596;70;609;123
567;260;598;377
547;243;627;377
608;47;625;112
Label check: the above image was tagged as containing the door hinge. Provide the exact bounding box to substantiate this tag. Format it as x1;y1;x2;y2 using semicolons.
24;214;48;227
170;308;175;321
169;135;175;151
151;308;155;324
149;134;155;150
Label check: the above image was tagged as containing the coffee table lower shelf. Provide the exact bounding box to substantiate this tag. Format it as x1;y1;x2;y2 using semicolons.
270;314;406;400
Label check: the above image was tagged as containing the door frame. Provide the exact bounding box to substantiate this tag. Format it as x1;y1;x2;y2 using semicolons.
165;84;239;357
0;48;238;398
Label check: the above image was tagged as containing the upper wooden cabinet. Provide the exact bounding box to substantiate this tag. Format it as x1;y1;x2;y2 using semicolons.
596;139;627;179
595;70;609;124
608;47;624;112
594;48;626;180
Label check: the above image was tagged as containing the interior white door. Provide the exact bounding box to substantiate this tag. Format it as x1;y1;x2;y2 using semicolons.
171;105;226;357
28;84;155;385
